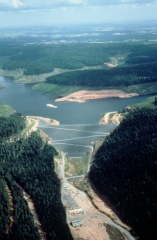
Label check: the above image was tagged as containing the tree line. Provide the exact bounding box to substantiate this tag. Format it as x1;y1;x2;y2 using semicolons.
46;62;157;88
0;113;26;141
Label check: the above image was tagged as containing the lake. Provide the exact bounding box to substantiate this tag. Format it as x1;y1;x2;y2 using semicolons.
0;76;150;124
0;76;151;156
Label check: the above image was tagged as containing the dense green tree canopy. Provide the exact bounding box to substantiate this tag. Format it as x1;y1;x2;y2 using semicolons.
89;107;157;240
0;114;73;240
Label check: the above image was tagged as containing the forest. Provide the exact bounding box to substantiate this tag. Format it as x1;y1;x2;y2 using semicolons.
0;39;157;97
46;62;157;87
89;107;157;240
0;41;128;73
0;114;73;240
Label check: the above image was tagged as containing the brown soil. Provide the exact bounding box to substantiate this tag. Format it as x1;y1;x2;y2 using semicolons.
66;181;110;240
23;190;46;240
100;111;122;125
5;184;14;233
27;116;60;125
87;177;131;232
69;216;110;240
55;90;139;103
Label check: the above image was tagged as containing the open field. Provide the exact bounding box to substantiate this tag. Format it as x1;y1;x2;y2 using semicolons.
131;95;157;109
64;149;91;178
33;82;85;97
121;82;157;95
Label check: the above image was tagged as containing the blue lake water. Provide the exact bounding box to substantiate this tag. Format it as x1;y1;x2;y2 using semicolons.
0;76;150;124
0;76;152;156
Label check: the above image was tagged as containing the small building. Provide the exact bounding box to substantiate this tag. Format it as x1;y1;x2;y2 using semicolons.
69;208;83;215
71;219;83;227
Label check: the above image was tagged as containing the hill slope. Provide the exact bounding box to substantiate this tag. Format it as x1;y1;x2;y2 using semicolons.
89;107;157;240
0;114;73;240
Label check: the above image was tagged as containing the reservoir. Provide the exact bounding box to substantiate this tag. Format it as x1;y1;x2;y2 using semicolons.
0;76;150;125
0;76;152;156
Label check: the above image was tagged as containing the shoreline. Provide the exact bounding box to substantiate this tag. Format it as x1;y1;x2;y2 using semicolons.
99;111;122;125
55;89;139;103
26;116;60;126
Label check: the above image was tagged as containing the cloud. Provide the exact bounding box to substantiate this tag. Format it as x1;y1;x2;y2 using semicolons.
88;0;157;5
0;0;157;11
12;0;24;8
0;0;24;9
59;0;83;4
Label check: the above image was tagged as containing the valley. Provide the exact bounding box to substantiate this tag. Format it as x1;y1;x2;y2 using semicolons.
0;22;157;240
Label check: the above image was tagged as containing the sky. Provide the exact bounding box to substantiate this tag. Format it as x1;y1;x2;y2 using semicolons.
0;0;157;28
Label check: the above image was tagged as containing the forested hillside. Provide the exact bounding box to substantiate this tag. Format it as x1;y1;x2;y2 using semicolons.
0;41;123;74
0;114;73;240
89;107;157;240
46;62;157;87
1;39;157;96
1;39;157;84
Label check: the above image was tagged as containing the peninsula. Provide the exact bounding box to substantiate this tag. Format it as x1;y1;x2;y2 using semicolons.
55;90;138;103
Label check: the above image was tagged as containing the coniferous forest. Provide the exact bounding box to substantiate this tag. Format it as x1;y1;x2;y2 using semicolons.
0;113;73;240
89;107;157;240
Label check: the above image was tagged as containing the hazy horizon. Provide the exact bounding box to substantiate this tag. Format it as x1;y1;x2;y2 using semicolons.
0;0;157;28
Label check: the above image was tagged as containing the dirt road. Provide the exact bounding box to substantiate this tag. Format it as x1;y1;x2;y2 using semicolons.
59;153;135;240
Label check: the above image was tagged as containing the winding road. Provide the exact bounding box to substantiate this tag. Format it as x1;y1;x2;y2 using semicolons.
38;120;135;240
57;149;136;240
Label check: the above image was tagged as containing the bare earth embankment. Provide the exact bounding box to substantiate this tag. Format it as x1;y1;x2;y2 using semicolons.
55;90;138;103
99;111;123;125
27;116;60;126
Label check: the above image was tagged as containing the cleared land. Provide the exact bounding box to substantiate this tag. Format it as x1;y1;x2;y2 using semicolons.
55;90;138;103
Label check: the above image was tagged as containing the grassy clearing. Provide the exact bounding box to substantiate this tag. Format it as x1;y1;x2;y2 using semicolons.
82;149;92;173
64;157;84;176
0;103;15;117
0;67;71;83
33;83;85;98
71;157;83;175
15;68;72;83
65;150;91;177
0;66;103;84
122;82;157;95
0;68;23;80
65;162;71;173
131;95;157;109
34;81;157;99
